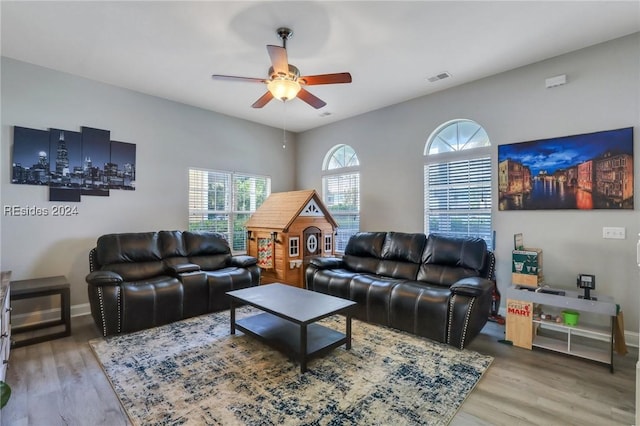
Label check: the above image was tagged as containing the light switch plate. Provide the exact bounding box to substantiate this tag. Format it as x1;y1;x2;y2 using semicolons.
602;227;626;239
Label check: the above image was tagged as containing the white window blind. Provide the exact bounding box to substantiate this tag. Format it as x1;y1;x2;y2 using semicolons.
188;169;270;252
323;172;360;251
322;145;360;252
424;120;493;248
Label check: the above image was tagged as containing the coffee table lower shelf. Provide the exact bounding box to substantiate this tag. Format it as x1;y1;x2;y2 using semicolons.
234;312;349;373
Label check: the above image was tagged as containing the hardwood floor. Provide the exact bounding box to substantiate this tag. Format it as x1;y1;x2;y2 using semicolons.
0;315;635;426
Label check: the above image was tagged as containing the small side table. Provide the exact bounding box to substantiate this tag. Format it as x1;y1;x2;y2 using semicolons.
10;276;71;348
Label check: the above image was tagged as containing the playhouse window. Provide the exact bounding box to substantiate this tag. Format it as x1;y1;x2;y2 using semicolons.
289;237;300;257
324;234;332;253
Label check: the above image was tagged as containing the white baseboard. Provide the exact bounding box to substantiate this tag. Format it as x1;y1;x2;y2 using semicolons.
636;360;640;426
11;303;91;328
626;331;640;349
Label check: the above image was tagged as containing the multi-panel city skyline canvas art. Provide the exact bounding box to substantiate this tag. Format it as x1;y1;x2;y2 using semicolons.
11;125;136;202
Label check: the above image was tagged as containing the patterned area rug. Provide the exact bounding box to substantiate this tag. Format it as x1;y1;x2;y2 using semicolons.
89;308;492;425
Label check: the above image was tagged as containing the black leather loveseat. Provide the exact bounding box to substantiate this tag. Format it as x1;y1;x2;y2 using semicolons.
86;230;260;336
305;232;495;349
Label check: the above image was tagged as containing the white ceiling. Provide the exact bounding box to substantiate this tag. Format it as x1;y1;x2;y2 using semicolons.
2;1;639;132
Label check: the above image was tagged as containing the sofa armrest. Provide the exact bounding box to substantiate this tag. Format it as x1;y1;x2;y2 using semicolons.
230;255;258;267
167;263;201;275
309;257;344;269
86;270;123;287
449;277;493;297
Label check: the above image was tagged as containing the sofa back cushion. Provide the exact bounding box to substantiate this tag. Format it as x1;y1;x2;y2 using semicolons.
158;230;192;268
96;232;165;281
417;234;487;285
159;230;187;258
96;232;161;265
184;231;231;270
343;232;387;274
416;264;483;287
376;232;426;280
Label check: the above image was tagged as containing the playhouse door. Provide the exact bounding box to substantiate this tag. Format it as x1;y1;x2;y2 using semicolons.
303;226;322;266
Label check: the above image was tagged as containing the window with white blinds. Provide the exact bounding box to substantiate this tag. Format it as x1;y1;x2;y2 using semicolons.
189;168;270;252
322;145;360;252
424;120;493;248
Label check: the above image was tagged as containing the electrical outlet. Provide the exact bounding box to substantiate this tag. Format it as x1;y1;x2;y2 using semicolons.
602;227;626;239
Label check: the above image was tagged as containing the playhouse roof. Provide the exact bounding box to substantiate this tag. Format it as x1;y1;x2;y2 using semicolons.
245;189;338;231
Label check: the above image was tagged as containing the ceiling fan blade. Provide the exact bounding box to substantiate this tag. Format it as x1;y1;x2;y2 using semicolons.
211;74;266;84
266;45;289;75
251;92;274;108
297;88;326;109
300;72;352;85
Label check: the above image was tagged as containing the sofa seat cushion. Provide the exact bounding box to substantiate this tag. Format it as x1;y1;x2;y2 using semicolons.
307;268;359;300
342;255;380;276
190;254;231;271
389;282;450;342
375;259;419;280
121;276;183;333
416;264;482;287
101;260;166;282
204;267;256;311
349;274;406;326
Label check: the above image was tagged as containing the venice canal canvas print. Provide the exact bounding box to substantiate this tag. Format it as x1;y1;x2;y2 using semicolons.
498;127;633;210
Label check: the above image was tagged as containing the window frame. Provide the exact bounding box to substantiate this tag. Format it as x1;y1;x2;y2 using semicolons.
322;144;360;253
424;119;493;249
289;237;300;258
324;234;332;253
188;168;271;253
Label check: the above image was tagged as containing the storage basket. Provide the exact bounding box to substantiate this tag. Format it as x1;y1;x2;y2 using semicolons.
562;310;580;326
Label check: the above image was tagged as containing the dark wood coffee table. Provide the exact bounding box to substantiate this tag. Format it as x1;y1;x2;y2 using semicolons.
227;283;357;373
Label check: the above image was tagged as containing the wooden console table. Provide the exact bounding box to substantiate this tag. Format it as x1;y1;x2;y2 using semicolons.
10;276;71;348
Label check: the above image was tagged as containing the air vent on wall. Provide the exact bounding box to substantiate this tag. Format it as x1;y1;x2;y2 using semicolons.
427;72;451;83
545;74;567;88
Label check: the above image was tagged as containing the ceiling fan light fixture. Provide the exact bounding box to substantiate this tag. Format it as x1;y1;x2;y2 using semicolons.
267;78;301;102
213;26;351;109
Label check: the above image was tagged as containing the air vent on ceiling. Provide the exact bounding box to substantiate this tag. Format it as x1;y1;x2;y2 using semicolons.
427;72;451;83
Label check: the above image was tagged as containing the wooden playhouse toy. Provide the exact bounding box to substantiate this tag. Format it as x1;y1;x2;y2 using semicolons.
245;189;338;288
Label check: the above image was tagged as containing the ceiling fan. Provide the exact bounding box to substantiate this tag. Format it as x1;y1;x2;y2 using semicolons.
212;27;352;109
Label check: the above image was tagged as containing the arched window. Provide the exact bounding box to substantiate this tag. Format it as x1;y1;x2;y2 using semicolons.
424;119;493;248
322;144;360;252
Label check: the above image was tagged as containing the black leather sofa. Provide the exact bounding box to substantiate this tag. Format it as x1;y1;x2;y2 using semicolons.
86;230;260;336
305;232;495;349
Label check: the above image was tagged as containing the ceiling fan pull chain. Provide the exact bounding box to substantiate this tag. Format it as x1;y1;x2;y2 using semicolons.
282;101;288;149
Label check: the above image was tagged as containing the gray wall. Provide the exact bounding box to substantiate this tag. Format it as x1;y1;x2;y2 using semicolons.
1;57;296;314
296;34;640;334
1;34;639;337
